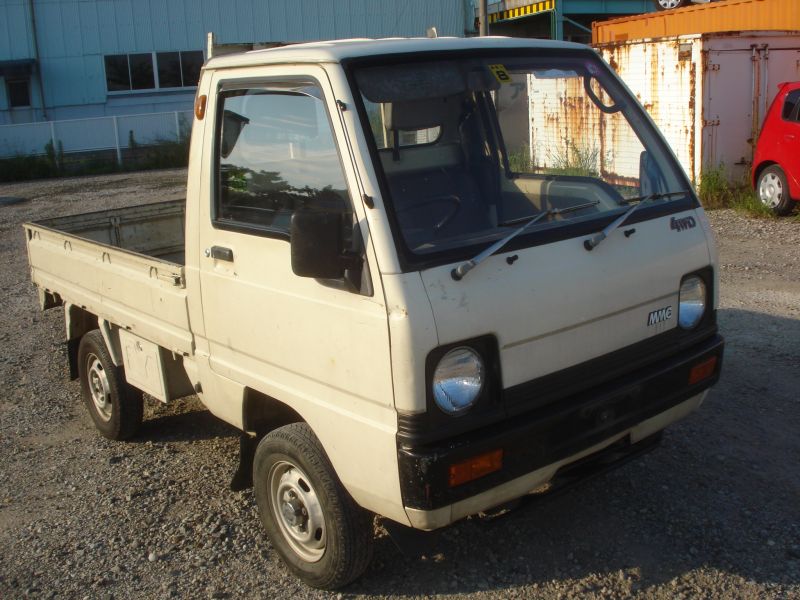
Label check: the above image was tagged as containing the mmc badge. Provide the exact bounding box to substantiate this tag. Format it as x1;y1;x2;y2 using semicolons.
648;306;673;326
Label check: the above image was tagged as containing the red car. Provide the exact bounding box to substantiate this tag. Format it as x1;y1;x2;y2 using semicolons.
752;81;800;215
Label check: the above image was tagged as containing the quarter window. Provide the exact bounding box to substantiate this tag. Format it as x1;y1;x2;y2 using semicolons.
783;89;800;122
214;82;350;235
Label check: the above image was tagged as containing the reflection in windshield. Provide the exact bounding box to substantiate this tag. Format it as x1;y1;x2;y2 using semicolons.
355;56;688;259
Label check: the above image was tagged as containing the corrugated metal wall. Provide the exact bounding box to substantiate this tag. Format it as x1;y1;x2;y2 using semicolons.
1;0;468;120
0;0;36;60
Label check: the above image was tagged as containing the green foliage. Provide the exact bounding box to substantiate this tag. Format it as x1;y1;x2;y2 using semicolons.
545;143;601;178
698;163;774;218
0;154;58;182
132;137;190;170
507;148;533;173
0;136;190;183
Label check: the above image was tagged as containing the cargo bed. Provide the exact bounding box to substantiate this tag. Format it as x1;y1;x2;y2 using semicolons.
23;200;193;355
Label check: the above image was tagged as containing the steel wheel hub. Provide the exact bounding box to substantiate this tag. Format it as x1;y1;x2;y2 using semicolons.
759;172;783;208
87;354;112;421
268;461;326;562
658;0;681;7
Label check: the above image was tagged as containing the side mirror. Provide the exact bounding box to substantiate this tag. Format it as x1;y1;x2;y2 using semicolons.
290;211;359;279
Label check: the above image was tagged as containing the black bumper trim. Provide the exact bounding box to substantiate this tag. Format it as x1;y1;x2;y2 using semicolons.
398;333;724;511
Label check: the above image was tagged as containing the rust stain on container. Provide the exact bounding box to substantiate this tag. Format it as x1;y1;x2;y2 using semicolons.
689;60;697;182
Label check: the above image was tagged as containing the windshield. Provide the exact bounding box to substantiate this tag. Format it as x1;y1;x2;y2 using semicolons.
353;53;692;262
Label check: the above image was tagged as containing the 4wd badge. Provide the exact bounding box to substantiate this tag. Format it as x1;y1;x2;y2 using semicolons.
647;306;673;326
670;216;696;231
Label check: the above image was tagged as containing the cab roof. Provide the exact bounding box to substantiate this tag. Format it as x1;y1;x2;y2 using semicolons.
205;36;589;70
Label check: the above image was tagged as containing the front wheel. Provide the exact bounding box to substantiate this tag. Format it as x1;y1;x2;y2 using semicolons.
253;423;373;589
757;165;795;216
652;0;691;9
77;330;143;440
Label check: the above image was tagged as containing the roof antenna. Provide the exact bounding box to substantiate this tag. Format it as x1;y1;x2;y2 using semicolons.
426;26;438;38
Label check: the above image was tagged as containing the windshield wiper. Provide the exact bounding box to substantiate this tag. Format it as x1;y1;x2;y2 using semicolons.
583;190;690;252
451;200;599;281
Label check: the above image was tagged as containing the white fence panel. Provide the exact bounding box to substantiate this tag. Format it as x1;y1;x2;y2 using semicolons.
0;121;53;157
0;110;194;160
117;112;181;146
54;117;117;153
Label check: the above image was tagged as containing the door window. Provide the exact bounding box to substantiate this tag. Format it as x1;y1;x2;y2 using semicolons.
214;81;351;236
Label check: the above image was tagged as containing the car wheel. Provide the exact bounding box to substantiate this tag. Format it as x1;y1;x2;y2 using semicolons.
253;423;373;589
77;330;143;440
652;0;691;9
757;165;795;216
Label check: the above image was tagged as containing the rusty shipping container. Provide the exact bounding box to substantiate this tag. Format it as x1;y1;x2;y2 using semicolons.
593;0;800;45
585;31;800;184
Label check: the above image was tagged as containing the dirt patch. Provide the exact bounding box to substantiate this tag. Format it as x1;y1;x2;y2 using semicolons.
0;172;798;598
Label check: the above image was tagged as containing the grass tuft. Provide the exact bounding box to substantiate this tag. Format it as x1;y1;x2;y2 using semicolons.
697;163;776;219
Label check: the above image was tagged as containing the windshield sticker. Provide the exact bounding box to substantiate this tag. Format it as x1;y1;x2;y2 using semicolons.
488;64;512;84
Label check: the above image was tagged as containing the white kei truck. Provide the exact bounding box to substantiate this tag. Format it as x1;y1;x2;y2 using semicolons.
24;37;724;589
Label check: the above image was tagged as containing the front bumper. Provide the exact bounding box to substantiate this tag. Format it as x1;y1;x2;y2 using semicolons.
398;333;724;529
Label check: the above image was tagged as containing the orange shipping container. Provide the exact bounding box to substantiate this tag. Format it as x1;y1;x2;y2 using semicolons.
592;0;800;44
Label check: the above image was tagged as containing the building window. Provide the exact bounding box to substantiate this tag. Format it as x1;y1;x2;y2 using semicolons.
7;79;31;107
104;51;203;93
129;53;155;90
156;50;204;89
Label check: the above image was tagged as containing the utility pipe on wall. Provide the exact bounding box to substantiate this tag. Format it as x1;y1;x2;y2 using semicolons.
479;0;488;36
27;0;48;120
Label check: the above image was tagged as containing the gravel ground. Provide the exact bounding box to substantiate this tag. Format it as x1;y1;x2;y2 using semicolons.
0;170;798;599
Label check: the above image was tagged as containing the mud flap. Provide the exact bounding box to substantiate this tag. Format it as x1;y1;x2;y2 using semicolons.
382;519;442;557
230;433;258;491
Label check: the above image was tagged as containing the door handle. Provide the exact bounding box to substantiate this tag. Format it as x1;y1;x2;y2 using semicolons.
205;246;234;261
786;134;796;141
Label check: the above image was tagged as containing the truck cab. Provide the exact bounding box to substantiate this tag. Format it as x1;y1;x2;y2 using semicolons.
25;37;724;589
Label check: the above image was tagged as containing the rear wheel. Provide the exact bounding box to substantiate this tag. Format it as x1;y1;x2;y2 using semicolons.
77;330;143;440
757;165;795;216
652;0;691;9
253;423;373;589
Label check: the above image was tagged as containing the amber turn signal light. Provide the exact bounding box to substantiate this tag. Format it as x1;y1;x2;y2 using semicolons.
688;356;717;385
448;449;503;487
195;94;207;120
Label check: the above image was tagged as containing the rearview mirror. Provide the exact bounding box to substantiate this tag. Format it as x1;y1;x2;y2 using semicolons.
291;211;358;279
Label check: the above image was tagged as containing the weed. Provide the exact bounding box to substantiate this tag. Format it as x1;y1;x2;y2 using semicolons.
545;142;601;177
507;142;602;177
507;148;533;173
0;136;189;183
697;163;776;218
697;164;731;209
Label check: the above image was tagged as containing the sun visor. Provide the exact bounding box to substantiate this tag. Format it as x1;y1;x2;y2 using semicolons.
356;62;498;104
385;95;460;130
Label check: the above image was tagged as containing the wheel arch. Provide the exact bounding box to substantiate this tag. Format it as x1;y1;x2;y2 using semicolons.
752;160;778;188
242;387;306;436
65;304;98;380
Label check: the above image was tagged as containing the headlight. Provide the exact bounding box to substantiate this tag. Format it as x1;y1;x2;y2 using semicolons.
678;275;706;329
432;347;484;415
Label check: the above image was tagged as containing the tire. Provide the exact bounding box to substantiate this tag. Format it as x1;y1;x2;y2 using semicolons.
77;330;143;440
757;165;795;216
652;0;691;9
253;423;373;589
